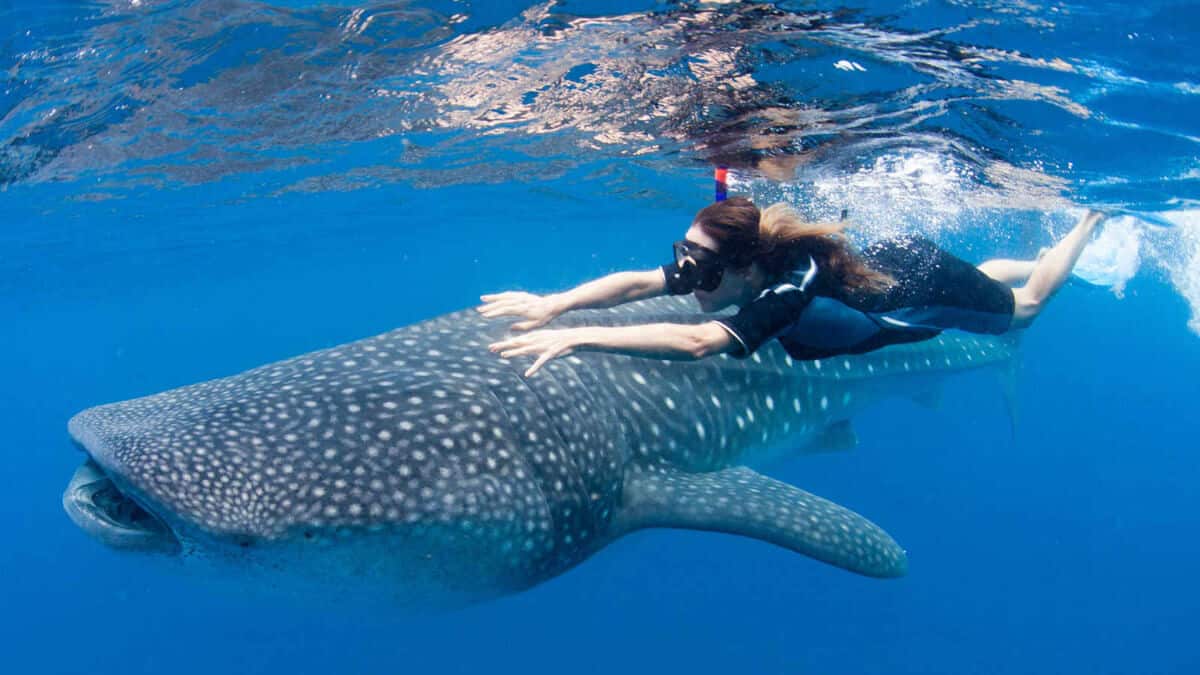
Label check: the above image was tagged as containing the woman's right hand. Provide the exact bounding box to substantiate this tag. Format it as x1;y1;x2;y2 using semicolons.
477;291;567;331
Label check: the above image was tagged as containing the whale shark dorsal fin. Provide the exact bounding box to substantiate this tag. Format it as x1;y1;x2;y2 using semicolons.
909;387;943;410
816;420;857;452
615;467;907;578
997;357;1020;442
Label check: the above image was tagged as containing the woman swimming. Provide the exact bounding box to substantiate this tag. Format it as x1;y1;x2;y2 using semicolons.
481;197;1106;377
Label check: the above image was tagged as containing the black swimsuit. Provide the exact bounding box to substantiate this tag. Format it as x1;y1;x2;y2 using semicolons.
712;236;1015;360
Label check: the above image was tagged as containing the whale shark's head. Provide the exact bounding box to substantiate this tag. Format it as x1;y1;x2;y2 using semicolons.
60;337;548;578
61;340;566;607
64;401;192;556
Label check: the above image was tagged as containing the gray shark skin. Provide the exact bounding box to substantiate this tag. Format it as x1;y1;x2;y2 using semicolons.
64;296;1017;608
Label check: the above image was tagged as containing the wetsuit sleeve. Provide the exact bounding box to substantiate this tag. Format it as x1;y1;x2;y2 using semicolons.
714;286;813;358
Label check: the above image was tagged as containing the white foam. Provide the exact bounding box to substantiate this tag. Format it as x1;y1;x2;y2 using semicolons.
760;149;1069;239
1141;209;1200;335
1072;214;1142;297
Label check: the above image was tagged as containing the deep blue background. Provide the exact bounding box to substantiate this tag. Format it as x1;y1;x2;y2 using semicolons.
3;0;1200;671
2;177;1198;675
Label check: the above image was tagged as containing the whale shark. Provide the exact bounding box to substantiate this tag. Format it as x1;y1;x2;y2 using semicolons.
63;295;1017;607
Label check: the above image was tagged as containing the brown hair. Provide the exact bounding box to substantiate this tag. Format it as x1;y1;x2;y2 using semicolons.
693;196;894;293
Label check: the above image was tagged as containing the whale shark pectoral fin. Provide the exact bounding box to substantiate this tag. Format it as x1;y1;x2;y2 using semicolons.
615;467;907;578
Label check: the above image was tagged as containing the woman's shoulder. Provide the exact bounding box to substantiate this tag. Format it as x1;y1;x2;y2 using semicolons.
769;255;821;294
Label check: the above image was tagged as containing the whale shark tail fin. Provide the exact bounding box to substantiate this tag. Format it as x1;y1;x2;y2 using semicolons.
615;466;907;578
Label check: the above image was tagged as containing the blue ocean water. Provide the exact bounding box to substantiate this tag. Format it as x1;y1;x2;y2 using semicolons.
2;1;1198;673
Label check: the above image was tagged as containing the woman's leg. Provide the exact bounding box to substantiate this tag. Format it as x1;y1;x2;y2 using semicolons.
1009;210;1107;329
977;258;1038;286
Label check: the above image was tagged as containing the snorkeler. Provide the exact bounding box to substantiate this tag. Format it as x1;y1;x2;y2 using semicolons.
481;197;1106;377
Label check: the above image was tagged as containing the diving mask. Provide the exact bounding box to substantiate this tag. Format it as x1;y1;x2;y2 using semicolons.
670;240;728;293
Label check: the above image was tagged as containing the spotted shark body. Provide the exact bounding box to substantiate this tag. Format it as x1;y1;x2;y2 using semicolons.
64;296;1017;607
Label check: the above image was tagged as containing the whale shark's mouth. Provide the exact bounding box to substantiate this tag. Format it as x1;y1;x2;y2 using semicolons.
63;458;181;555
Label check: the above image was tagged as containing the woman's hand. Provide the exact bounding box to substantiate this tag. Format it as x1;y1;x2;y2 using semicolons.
477;291;566;331
489;328;586;377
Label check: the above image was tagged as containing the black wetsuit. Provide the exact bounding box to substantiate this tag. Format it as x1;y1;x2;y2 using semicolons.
708;236;1015;360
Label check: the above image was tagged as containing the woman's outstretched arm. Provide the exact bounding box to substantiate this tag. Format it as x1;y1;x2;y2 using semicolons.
478;269;666;330
489;321;734;377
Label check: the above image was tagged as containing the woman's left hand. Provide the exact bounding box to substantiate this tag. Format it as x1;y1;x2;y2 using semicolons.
489;329;585;378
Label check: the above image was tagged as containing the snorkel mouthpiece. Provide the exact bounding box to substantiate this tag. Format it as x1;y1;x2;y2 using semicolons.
668;240;726;293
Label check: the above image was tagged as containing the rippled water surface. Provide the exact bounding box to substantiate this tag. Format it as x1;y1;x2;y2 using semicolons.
4;0;1200;324
2;2;1199;674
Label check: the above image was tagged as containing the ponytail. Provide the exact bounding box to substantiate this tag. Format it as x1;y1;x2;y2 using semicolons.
756;203;894;292
694;197;893;293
